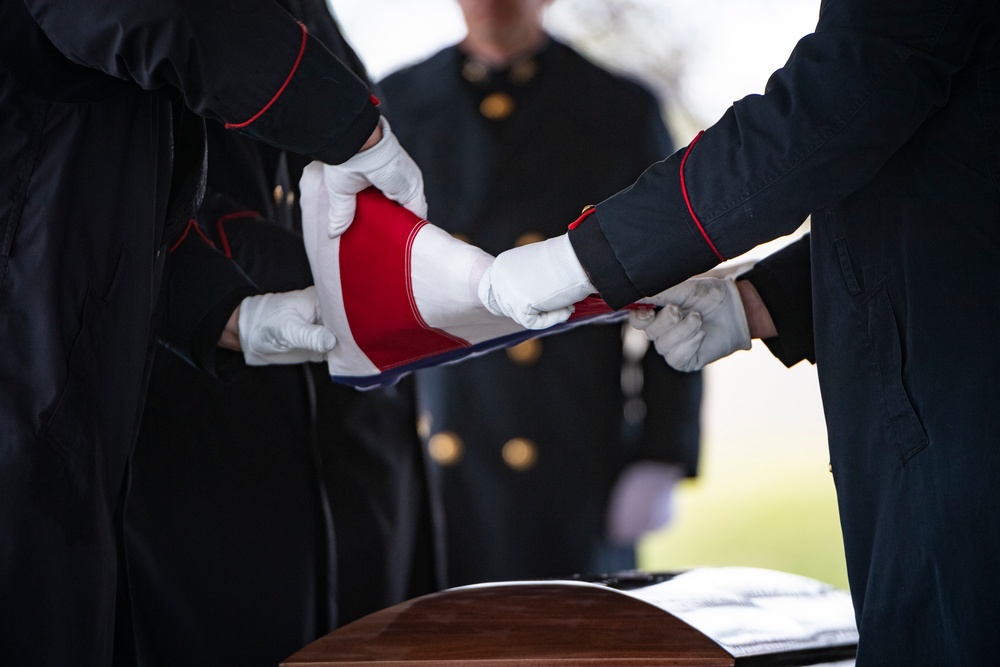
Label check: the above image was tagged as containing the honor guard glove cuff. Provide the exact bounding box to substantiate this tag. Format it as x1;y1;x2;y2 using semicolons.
237;286;337;365
478;233;596;330
323;117;427;238
629;276;751;372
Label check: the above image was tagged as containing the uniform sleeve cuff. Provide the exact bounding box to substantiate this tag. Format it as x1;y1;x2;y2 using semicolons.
190;286;256;374
569;210;644;310
740;249;815;366
312;101;380;165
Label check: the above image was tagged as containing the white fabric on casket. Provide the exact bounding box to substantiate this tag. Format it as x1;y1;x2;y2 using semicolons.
300;162;642;389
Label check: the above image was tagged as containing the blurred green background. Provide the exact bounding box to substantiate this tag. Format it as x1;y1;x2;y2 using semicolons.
637;331;850;593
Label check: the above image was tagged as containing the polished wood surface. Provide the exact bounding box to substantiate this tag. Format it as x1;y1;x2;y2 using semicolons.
282;583;735;666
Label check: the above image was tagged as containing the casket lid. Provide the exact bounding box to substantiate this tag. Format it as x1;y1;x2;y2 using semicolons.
282;567;857;667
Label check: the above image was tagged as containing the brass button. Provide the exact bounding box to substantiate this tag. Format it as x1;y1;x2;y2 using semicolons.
828;463;833;474
480;92;515;120
514;231;545;247
502;438;538;471
272;184;285;204
509;58;538;85
452;232;472;244
416;412;432;440
462;59;489;83
285;190;295;207
428;431;463;466
506;339;542;365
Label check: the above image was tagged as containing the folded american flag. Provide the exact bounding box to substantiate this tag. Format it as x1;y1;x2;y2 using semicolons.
301;163;644;389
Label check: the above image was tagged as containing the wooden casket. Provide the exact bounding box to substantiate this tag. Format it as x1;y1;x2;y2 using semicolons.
282;567;858;666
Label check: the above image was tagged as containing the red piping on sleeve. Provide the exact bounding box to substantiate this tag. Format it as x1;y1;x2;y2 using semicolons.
567;205;597;230
680;131;726;262
170;219;216;253
215;211;260;259
225;22;308;130
370;94;380;107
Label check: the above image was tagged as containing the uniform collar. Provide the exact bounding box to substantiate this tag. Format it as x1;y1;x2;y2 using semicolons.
457;37;552;89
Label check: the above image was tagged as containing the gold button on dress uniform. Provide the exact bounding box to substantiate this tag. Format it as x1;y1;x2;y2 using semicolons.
506;339;542;365
501;438;538;471
273;185;294;207
416;412;432;440
479;92;515;121
461;58;489;84
508;58;538;85
427;431;464;466
514;231;545;247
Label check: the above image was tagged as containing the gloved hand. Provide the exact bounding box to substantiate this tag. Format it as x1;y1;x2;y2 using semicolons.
323;116;427;238
238;286;337;365
478;233;594;329
606;461;685;545
629;276;751;372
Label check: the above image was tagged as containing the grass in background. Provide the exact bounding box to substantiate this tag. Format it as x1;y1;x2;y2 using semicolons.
638;342;851;593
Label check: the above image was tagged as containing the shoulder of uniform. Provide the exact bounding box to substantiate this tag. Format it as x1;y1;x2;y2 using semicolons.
379;45;459;95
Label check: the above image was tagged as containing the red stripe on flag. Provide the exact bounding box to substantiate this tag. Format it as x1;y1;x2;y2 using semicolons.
337;189;471;371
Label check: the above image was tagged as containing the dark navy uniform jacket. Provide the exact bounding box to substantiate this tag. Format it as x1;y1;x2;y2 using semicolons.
125;4;444;665
380;39;702;586
0;1;377;662
569;1;1000;664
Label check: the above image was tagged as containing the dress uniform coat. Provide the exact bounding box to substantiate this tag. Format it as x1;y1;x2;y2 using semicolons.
380;39;702;585
567;0;1000;663
125;5;443;664
0;1;378;662
130;204;441;666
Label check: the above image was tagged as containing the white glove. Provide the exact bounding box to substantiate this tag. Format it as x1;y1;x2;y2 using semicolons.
629;277;751;372
323;116;427;238
606;461;684;545
478;233;594;329
238;286;337;365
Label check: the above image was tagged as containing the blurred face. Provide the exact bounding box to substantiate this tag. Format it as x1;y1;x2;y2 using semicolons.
457;0;551;42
